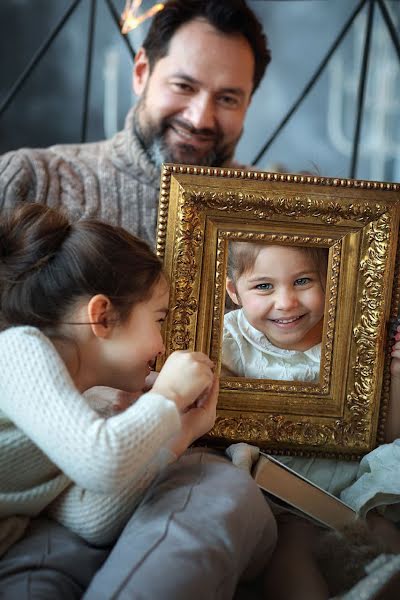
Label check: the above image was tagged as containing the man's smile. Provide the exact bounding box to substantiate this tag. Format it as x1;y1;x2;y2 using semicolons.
168;121;216;148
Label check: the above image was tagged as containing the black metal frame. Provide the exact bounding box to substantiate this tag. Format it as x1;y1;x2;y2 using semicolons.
0;0;399;178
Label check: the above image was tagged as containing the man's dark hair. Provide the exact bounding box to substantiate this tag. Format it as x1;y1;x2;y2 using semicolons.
142;0;271;94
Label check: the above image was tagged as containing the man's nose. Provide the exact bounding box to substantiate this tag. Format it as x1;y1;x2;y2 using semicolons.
184;94;216;132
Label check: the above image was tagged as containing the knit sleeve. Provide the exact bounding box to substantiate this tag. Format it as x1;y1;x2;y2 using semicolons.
0;150;37;210
47;448;176;546
0;327;181;494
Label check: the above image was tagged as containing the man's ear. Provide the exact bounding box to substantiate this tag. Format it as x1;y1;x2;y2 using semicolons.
226;279;240;306
87;294;115;339
133;47;150;96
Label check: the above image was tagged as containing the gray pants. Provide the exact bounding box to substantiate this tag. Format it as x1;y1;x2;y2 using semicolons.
0;518;108;599
0;450;277;600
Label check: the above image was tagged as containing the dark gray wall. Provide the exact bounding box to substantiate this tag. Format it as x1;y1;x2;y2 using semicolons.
0;0;399;181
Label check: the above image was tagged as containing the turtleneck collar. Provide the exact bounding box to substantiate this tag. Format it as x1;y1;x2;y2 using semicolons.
109;104;161;186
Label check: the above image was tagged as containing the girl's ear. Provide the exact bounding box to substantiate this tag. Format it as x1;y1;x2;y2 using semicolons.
87;294;115;338
226;279;241;306
133;47;150;96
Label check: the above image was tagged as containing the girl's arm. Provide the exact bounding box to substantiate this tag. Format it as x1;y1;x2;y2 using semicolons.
47;372;219;546
386;329;400;442
0;327;181;494
47;448;175;546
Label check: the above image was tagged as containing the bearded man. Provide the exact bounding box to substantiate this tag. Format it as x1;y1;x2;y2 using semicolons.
0;0;270;246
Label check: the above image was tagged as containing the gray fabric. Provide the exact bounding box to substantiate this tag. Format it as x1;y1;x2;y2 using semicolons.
84;449;277;600
0;451;276;600
0;517;108;599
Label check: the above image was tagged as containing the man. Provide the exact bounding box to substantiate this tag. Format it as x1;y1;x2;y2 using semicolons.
0;0;270;247
0;3;276;600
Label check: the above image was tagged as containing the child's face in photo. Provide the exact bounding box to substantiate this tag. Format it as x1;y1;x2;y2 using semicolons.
227;245;325;351
103;277;169;392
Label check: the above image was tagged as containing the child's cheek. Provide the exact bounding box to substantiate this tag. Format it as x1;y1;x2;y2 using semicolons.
245;296;268;316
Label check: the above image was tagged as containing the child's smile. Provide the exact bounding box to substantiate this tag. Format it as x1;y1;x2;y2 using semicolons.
269;314;307;327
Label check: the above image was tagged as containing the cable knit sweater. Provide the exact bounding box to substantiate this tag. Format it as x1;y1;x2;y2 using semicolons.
0;107;160;246
0;326;181;556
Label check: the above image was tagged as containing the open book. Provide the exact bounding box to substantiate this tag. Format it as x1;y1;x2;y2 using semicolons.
253;452;357;530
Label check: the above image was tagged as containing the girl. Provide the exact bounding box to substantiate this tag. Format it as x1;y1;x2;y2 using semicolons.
0;204;277;599
223;242;327;380
223;241;400;599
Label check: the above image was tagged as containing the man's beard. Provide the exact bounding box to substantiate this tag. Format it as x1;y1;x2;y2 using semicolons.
134;100;239;168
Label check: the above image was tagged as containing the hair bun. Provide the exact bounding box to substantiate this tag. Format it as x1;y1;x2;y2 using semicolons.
0;203;71;283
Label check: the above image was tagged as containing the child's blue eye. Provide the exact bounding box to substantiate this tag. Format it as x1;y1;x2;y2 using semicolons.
294;277;311;286
255;283;273;290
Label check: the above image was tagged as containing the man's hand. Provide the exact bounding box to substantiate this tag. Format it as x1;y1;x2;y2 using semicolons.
391;327;400;379
386;325;400;442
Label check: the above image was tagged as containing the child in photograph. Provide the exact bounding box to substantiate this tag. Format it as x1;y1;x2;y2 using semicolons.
0;205;277;599
223;242;327;381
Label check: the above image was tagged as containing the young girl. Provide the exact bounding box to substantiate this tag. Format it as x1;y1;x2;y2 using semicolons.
223;241;400;599
223;242;327;381
0;205;277;599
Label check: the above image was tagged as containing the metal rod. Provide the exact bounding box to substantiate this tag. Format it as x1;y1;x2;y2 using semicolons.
104;0;136;61
0;0;82;118
378;0;400;61
350;0;375;179
80;0;97;142
251;0;368;166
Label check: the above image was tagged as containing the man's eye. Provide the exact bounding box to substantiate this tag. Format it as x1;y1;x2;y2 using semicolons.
255;283;272;291
172;82;193;93
218;95;239;108
294;277;311;286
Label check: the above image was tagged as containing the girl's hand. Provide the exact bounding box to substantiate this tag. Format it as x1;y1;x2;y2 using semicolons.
168;376;219;457
152;350;215;413
391;329;400;380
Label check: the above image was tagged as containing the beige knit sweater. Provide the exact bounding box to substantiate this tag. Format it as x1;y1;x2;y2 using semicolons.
0;326;181;556
0;107;161;246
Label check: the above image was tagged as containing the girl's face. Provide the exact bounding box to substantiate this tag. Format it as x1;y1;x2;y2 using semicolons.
102;277;169;392
226;246;325;351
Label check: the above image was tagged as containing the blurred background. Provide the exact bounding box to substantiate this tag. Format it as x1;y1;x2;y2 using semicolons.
0;0;399;181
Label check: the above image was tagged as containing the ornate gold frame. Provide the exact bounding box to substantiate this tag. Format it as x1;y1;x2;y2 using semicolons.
156;164;400;458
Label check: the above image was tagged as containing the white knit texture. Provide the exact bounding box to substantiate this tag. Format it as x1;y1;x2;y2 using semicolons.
0;326;180;549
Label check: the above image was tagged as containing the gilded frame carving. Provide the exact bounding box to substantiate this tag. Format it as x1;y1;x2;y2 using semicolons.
156;164;400;458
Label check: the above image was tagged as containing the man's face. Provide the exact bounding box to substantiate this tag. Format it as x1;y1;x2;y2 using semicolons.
133;18;255;167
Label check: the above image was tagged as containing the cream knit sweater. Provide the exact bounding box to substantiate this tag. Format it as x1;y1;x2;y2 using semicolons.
0;326;181;555
0;107;161;246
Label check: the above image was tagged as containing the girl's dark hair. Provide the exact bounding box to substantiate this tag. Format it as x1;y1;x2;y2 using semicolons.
0;203;163;329
143;0;271;94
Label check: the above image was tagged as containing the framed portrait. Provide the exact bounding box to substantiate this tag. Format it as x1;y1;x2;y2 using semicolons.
156;164;400;458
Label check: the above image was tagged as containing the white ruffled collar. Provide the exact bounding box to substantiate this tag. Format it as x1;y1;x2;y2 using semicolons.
235;309;321;362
